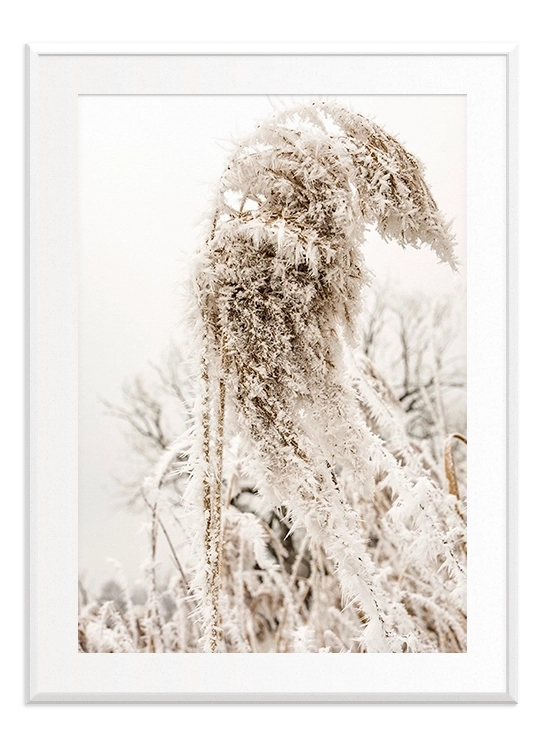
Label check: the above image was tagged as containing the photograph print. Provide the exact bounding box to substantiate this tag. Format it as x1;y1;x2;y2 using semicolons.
78;95;467;654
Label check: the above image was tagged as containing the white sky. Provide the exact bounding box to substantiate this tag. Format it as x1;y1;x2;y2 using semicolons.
78;95;466;593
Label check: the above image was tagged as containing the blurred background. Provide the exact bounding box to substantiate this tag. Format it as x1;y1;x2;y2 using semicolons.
78;95;466;595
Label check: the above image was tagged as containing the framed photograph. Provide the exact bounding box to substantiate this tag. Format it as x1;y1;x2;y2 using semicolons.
28;42;517;702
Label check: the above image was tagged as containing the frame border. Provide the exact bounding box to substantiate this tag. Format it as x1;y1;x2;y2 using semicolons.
16;40;528;712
